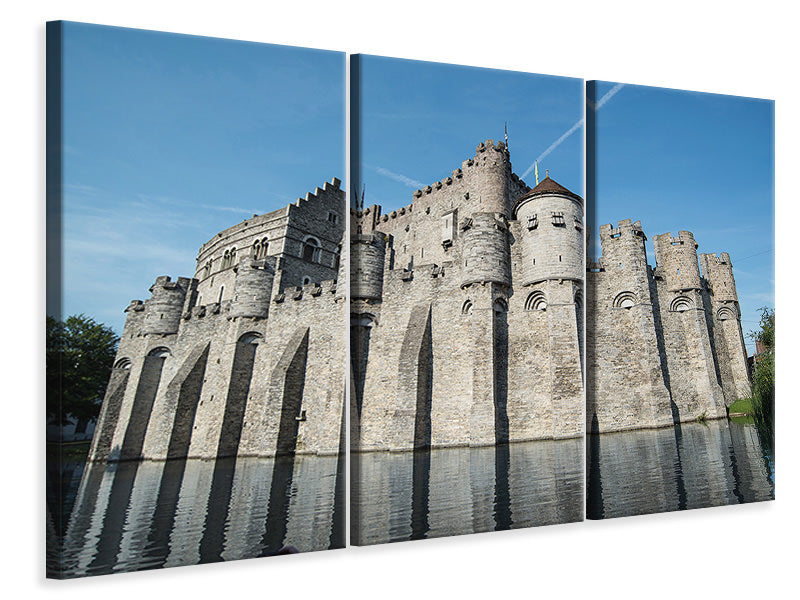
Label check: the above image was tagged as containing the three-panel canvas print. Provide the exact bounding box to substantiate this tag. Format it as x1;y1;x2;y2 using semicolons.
46;21;775;579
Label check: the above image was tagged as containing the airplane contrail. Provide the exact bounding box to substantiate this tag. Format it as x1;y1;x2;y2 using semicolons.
372;166;425;189
521;83;625;179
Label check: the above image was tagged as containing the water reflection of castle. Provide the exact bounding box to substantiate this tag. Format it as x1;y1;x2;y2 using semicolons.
587;420;773;520
51;455;344;577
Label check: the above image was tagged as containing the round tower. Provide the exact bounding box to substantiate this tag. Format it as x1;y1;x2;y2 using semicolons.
143;276;190;335
351;232;386;301
700;252;738;302
229;258;275;319
460;212;510;288
512;176;584;286
653;231;702;292
471;140;511;217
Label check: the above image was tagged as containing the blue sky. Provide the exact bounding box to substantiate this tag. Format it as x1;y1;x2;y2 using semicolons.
60;22;344;334
355;55;583;211
591;82;774;353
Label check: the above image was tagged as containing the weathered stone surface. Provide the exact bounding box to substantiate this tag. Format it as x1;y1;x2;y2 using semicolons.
587;220;750;434
88;178;346;462
351;141;585;451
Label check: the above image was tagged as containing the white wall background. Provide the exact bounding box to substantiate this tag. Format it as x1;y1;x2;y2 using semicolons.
3;1;796;598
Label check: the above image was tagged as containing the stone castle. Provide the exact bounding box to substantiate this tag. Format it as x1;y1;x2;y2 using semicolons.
587;219;750;433
88;139;751;463
88;178;346;462
351;139;585;451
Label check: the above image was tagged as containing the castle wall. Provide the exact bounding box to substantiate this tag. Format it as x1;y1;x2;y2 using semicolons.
588;220;749;434
195;178;343;305
91;179;346;463
353;141;583;452
700;252;751;400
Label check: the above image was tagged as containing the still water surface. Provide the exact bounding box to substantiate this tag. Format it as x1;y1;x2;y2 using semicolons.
48;454;345;578
351;437;584;545
587;419;774;519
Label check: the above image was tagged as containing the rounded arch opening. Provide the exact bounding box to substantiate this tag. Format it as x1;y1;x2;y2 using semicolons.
670;295;693;313
525;290;547;311
462;299;473;315
613;291;636;309
238;331;263;345
301;236;321;263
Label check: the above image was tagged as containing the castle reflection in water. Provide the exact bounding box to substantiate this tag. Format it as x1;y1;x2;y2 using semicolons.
49;454;345;578
588;419;774;519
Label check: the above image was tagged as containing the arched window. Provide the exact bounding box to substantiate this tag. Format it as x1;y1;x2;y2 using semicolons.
613;291;636;309
114;358;132;370
302;276;311;286
203;260;212;278
493;298;508;313
238;331;263;345
716;306;737;321
525;290;547;311
148;347;171;359
301;237;320;263
253;237;269;259
222;248;237;269
462;299;473;315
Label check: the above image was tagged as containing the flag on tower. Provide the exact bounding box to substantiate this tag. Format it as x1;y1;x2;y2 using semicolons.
535;161;539;185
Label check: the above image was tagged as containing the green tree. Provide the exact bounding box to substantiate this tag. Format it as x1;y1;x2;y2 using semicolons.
750;306;774;439
46;314;119;427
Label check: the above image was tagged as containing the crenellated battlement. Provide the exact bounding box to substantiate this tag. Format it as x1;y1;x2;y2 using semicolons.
377;203;413;223
699;251;738;302
273;279;338;303
599;219;646;241
653;230;698;250
407;139;531;205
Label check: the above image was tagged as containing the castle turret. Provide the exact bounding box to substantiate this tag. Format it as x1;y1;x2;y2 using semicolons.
351;232;386;301
652;230;727;419
142;276;192;335
700;252;750;401
589;219;674;431
513;175;584;286
460;212;510;288
653;231;702;292
597;219;650;299
470;139;512;216
700;252;738;302
229;257;275;319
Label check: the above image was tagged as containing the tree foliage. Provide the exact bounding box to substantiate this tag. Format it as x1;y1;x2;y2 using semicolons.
46;314;119;427
749;307;774;440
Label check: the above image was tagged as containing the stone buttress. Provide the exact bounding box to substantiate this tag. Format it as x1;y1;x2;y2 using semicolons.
89;178;346;462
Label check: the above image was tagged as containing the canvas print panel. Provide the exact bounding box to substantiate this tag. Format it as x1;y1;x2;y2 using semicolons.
585;81;774;518
350;55;585;544
46;22;346;578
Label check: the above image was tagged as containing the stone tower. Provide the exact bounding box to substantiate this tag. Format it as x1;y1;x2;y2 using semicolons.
699;252;751;401
653;231;727;420
512;176;585;438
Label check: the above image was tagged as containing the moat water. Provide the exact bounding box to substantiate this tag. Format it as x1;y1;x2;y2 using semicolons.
587;419;774;519
351;438;585;545
47;419;773;576
47;454;345;578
